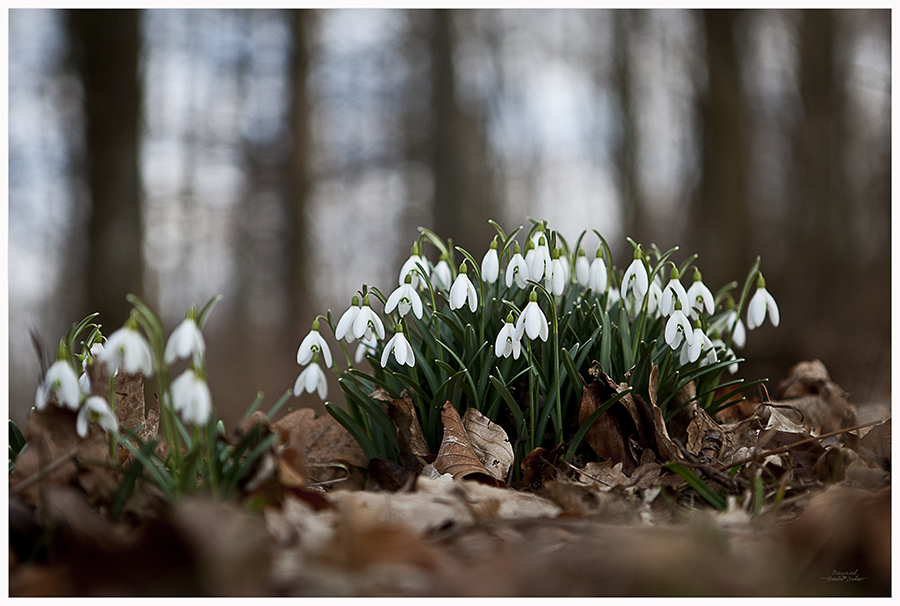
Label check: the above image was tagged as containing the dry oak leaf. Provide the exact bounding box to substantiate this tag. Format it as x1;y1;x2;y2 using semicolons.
461;407;514;482
433;402;503;486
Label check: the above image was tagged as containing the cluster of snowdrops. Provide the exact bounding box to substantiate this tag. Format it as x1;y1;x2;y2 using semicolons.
31;219;779;484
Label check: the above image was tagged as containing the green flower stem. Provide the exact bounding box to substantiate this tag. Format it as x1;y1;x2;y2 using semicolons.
532;282;564;445
204;420;219;498
726;256;761;352
526;339;536;451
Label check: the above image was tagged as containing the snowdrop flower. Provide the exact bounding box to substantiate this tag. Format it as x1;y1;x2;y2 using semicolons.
515;291;549;342
297;319;333;368
528;236;552;282
355;334;377;364
620;247;649;301
293;356;328;400
664;301;694;350
36;357;81;411
712;338;739;374
545;250;567;296
385;275;424;319
481;238;500;284
646;279;664;317
680;323;715;366
747;274;780;330
449;263;478;312
660;266;689;317
431;256;453;291
605;285;621;309
588;246;608;294
334;295;361;342
575;248;590;287
78;371;92;398
77;396;117;438
352;296;386;341
686;269;715;318
495;314;522;359
505;242;529;288
710;304;746;349
170;367;212;425
97;320;154;377
164;316;205;364
381;323;416;368
398;242;430;290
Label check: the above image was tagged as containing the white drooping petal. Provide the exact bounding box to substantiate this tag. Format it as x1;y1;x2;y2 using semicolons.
297;329;333;368
588;258;607;293
575;255;590;287
353;305;385;341
399;254;430;289
646;281;663;317
335;304;360;342
431;260;452;290
293;362;328;400
546;258;566;296
516;300;549;342
43;360;81;410
170;369;213;425
355;334;377;364
621;258;649;300
77;395;117;438
686;280;715;318
385;283;423;319
528;244;551;281
747;287;779;329
381;332;415;368
665;310;693;350
481;248;499;284
660;279;689;317
494;322;521;359
164;318;206;364
99;327;154;377
449;273;478;312
505;253;529;288
680;327;709;365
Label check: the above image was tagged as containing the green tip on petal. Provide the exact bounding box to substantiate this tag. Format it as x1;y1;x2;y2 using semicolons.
362;295;371;306
459;262;468;274
577;247;586;257
633;245;643;260
404;273;413;285
529;290;538;302
396;321;404;334
525;240;534;252
514;241;522;254
411;242;419;256
595;244;603;258
56;340;70;361
538;235;546;246
312;318;320;331
693;318;703;329
490;237;498;250
351;294;360;306
125;314;141;331
669;264;680;280
757;273;766;289
506;312;515;324
693;268;702;282
186;305;198;321
674;299;683;311
551;248;560;259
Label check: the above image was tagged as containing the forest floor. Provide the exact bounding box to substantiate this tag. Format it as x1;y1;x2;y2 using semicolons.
8;360;891;597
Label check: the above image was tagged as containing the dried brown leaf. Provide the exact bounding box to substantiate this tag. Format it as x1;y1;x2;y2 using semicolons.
433;402;500;485
461;407;514;482
376;388;431;472
578;381;631;471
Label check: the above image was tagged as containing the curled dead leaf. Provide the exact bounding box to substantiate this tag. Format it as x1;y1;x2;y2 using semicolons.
433;402;501;486
461;407;514;482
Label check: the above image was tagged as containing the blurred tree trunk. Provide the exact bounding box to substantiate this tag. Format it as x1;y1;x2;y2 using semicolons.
612;9;645;246
287;9;314;324
68;9;143;328
428;9;496;258
697;9;748;286
795;9;847;293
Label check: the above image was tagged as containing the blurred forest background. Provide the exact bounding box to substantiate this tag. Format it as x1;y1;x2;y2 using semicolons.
8;9;891;428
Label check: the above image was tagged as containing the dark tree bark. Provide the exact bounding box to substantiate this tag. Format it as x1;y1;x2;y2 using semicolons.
696;9;748;286
67;9;143;328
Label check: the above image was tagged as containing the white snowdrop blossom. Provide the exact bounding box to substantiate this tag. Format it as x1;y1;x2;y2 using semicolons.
381;325;416;368
680;326;715;366
98;324;154;377
588;249;607;293
37;359;81;411
515;293;549;342
660;270;689;317
711;309;746;349
385;277;424;319
78;371;92;397
747;276;780;330
575;249;590;287
77;396;117;438
297;321;333;368
164;317;206;365
646;280;664;317
505;243;529;288
352;296;386;341
712;338;740;374
481;238;500;284
355;334;377;364
495;315;522;359
170;368;212;425
431;258;453;291
621;253;649;301
334;296;361;342
449;264;478;312
664;303;694;350
399;243;430;290
686;270;715;318
545;253;567;296
293;360;328;400
528;236;552;282
606;286;621;309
